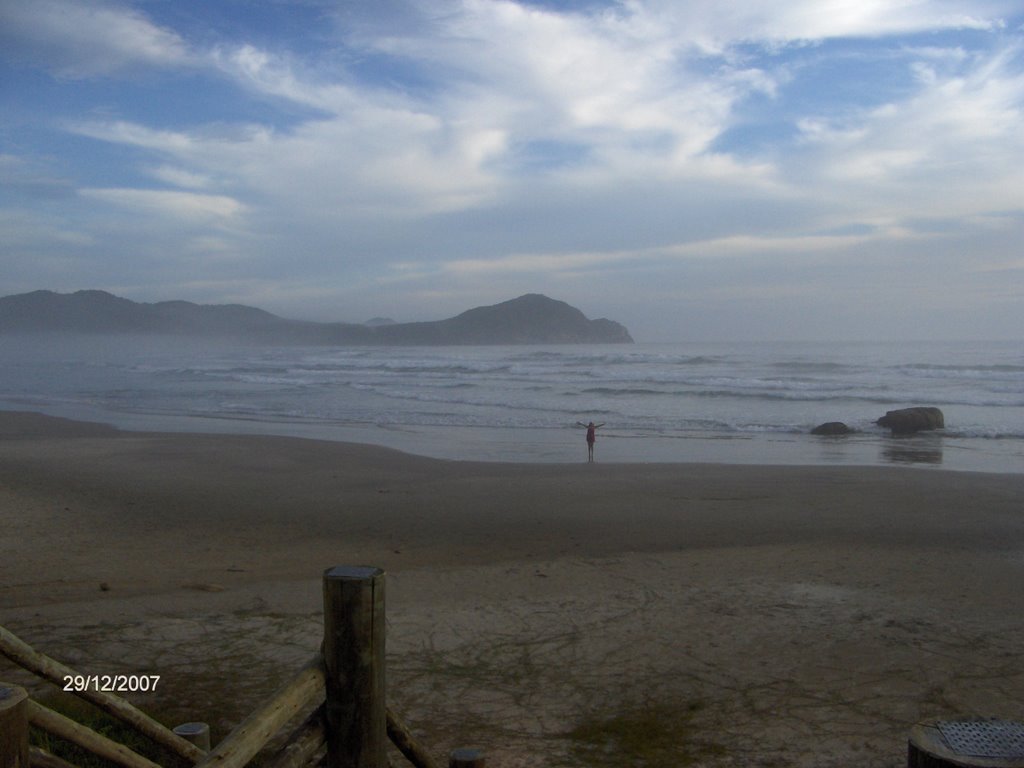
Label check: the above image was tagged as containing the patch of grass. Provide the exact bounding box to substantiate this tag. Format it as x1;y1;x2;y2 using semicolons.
562;700;726;768
29;691;187;768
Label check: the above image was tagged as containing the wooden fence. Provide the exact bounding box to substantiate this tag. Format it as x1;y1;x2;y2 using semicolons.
1;566;484;768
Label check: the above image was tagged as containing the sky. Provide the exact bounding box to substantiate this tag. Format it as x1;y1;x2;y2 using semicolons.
1;0;1023;342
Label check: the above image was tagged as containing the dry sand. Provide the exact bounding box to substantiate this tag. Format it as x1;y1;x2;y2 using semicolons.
2;410;1024;767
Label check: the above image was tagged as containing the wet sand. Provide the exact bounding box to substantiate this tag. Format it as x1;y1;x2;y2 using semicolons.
2;411;1024;767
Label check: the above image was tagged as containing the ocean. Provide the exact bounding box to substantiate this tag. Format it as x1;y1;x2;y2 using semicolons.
1;336;1021;473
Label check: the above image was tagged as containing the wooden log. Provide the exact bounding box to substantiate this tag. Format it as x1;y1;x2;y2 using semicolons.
262;706;327;768
26;699;162;768
1;685;29;768
386;709;440;768
0;625;204;763
322;566;387;768
448;748;485;768
28;746;80;768
173;721;212;751
192;656;325;768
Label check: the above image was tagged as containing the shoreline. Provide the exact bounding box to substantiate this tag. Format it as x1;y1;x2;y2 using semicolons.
3;410;1024;767
1;403;1021;474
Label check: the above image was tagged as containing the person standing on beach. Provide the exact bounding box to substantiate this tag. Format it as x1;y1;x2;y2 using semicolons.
576;421;604;462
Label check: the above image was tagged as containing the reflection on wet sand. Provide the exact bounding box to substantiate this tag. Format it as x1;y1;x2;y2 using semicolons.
881;434;944;465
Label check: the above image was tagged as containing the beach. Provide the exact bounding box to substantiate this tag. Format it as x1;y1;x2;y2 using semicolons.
2;410;1024;767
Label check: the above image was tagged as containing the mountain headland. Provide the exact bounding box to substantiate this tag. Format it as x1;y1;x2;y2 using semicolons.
0;290;633;345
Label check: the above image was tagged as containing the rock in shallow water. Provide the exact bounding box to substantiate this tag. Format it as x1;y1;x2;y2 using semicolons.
876;407;945;434
811;422;852;436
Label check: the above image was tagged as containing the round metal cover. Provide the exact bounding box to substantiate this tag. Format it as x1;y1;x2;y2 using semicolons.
937;720;1024;758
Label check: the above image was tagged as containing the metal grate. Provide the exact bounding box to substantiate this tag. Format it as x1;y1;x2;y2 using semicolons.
937;720;1024;758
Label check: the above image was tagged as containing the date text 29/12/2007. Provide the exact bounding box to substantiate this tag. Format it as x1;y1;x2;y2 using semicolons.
63;674;161;693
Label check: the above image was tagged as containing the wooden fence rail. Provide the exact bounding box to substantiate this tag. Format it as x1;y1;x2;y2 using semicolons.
0;566;479;768
261;706;325;768
26;699;163;768
192;656;324;768
0;625;204;763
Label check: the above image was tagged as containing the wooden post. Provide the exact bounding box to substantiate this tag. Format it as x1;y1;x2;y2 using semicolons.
173;721;212;751
322;566;387;768
449;748;486;768
909;720;1024;768
0;685;29;768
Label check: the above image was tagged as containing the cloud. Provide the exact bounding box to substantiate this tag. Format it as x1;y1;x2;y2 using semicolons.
0;208;94;248
354;1;757;168
3;0;1022;338
0;0;192;77
78;188;246;223
60;1;1020;229
629;0;1014;52
0;154;75;200
146;166;214;190
210;43;357;112
434;224;920;282
123;0;785;233
69;121;197;152
792;39;1024;217
441;248;626;277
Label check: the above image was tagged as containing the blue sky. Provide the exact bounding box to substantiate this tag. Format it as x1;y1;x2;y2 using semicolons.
1;0;1022;341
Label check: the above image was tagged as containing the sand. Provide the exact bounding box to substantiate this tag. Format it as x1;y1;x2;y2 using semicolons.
2;410;1024;767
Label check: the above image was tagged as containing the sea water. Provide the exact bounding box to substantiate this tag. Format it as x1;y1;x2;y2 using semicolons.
1;336;1021;473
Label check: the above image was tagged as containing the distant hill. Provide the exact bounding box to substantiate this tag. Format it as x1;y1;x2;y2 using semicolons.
376;293;634;344
0;290;633;345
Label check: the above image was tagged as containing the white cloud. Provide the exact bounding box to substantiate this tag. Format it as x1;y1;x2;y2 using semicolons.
628;0;1013;52
0;0;192;77
793;39;1024;219
70;121;197;153
210;43;358;112
441;248;626;277
434;223;922;282
74;0;1012;228
78;188;246;223
364;0;749;167
200;112;507;219
147;166;213;190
